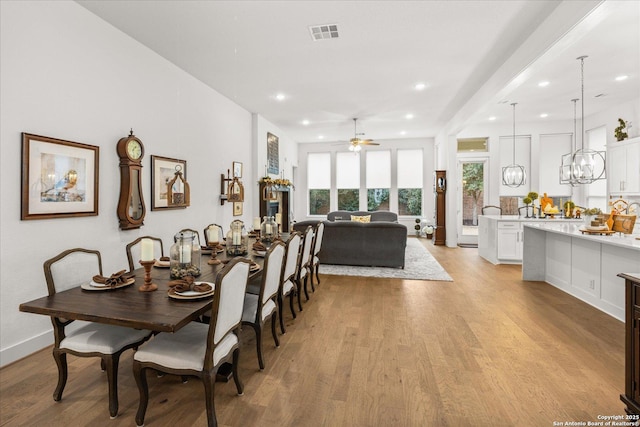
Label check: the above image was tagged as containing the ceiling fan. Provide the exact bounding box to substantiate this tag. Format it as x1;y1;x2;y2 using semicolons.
348;118;379;151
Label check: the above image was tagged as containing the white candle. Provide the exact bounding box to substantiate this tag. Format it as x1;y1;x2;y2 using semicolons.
207;225;219;244
265;224;272;235
140;238;154;261
275;213;282;225
180;245;191;263
253;217;261;231
232;231;241;245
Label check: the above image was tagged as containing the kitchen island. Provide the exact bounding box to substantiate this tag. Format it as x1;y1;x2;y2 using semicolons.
522;222;640;320
478;215;582;265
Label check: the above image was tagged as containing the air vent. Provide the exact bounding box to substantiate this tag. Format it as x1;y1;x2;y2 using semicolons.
594;93;607;98
309;24;339;41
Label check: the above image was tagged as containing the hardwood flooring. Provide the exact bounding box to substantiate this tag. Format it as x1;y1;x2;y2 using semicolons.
0;240;625;426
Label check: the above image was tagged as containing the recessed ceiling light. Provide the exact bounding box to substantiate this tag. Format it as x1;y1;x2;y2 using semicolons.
400;131;407;135
302;119;310;125
488;116;497;121
318;135;324;140
540;113;548;118
538;81;550;87
405;113;414;120
275;93;286;101
615;75;629;81
414;83;426;91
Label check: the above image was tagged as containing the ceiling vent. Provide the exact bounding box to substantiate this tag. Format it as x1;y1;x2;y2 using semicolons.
309;24;339;41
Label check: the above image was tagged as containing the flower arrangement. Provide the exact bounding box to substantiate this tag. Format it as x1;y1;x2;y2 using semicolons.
614;118;629;141
260;176;294;189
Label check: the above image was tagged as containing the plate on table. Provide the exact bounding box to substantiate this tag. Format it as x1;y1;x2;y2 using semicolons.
168;282;215;300
254;250;266;257
250;262;261;272
200;247;213;255
154;260;170;268
81;278;135;291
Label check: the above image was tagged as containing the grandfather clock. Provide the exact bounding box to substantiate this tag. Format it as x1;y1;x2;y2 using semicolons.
434;170;446;245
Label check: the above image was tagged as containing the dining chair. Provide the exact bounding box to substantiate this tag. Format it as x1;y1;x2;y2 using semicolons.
278;231;302;334
132;258;251;427
125;236;164;272
43;248;152;419
174;228;201;246
309;221;325;290
241;241;285;370
481;205;502;216
295;225;315;304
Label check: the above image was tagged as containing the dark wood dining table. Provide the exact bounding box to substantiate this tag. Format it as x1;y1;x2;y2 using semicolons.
19;251;265;334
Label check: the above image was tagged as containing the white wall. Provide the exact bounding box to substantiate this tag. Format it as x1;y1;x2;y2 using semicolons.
0;1;255;366
296;137;435;231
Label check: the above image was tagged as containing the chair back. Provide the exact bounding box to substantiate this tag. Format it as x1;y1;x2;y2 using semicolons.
203;224;224;246
209;258;250;346
125;236;164;271
174;228;201;246
44;248;102;295
260;242;285;305
282;232;301;284
481;205;502;216
300;226;315;269
312;222;325;257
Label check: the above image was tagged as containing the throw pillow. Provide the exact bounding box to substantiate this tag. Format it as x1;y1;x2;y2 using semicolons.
351;215;371;223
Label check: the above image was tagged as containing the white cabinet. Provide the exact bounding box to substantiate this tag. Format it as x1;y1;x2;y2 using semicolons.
608;137;640;195
497;222;522;260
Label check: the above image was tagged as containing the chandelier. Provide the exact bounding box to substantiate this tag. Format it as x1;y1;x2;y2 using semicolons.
502;102;526;187
559;99;580;186
567;56;606;185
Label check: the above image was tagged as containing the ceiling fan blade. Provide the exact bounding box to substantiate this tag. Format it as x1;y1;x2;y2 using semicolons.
359;140;379;145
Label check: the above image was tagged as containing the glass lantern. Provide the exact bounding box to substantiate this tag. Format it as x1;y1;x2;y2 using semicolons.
226;220;248;255
260;216;277;243
170;230;201;279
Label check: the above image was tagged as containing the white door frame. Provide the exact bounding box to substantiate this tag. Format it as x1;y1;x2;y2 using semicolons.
457;157;489;246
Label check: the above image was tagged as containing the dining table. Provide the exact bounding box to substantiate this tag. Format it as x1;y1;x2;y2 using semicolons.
19;250;266;334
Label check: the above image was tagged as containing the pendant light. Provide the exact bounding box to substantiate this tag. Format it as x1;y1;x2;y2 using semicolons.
570;55;606;184
502;102;526;187
559;98;580;186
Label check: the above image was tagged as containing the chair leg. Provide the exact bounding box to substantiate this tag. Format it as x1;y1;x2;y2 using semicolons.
133;363;149;427
203;372;217;427
103;354;120;419
309;265;316;292
289;292;297;319
52;349;68;402
295;279;303;311
232;348;244;395
271;314;280;348
278;295;286;334
315;264;321;287
100;358;106;372
253;324;265;370
303;274;310;301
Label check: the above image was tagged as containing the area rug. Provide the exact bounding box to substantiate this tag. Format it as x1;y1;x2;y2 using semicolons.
319;238;453;281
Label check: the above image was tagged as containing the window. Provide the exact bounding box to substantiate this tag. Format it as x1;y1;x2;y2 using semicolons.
308;153;331;215
336;152;360;211
457;137;488;152
366;151;390;211
397;149;423;215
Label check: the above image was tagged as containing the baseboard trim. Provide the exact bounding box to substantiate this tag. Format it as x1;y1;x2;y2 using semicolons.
1;331;52;368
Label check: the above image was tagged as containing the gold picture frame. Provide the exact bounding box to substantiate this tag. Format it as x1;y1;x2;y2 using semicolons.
233;202;243;216
151;155;187;211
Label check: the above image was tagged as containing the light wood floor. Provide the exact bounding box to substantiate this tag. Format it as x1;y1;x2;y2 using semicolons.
0;239;625;426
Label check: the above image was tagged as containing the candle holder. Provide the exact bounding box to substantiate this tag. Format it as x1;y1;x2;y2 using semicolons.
207;243;222;265
139;260;158;292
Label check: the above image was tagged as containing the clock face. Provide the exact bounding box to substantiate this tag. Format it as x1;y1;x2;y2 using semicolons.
127;139;142;160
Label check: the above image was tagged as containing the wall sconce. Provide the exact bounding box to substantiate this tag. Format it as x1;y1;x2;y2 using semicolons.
220;169;244;205
167;164;190;207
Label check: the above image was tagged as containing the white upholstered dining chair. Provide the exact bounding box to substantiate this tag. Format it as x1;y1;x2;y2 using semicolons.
132;258;251;427
278;231;302;334
125;235;164;272
309;221;325;290
295;225;315;304
43;248;151;419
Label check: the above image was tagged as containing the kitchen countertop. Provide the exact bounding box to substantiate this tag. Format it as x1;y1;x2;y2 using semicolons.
480;215;583;222
523;222;640;251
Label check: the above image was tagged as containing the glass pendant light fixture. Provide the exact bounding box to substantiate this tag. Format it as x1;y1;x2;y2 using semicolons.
502;102;526;187
570;55;606;184
559;98;580;186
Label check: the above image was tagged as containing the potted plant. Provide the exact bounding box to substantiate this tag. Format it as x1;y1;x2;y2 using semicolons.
614;118;629;141
527;191;539;217
563;200;575;218
414;218;421;236
423;225;434;239
522;196;532;218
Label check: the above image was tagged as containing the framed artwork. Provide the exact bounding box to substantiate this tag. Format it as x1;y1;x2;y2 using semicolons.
267;132;279;174
151;155;187;210
21;133;99;220
233;161;243;178
233;202;243;216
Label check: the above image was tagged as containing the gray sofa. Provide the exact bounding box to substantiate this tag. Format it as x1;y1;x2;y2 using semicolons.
293;210;407;268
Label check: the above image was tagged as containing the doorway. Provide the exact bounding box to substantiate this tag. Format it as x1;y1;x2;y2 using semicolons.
457;158;488;247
